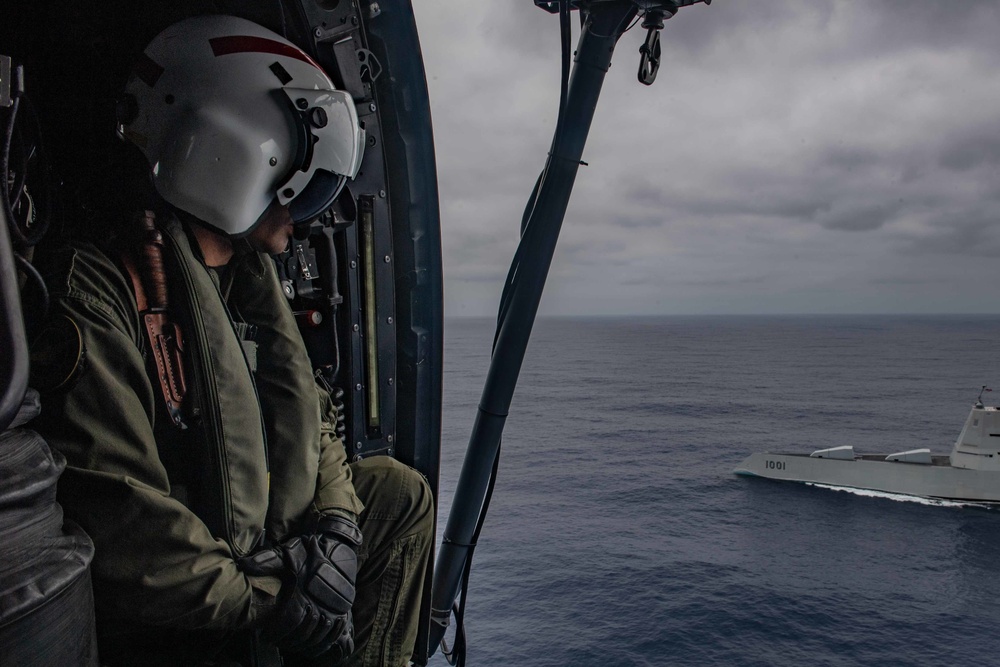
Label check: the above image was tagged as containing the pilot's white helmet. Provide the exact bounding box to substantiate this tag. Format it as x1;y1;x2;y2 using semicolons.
120;15;365;236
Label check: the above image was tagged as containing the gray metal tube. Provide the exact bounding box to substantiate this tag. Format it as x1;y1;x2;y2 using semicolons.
428;2;637;654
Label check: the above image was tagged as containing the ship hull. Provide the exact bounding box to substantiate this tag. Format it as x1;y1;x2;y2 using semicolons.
734;452;1000;503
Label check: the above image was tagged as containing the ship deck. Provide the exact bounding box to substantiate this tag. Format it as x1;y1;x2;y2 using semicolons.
856;454;952;466
775;452;954;466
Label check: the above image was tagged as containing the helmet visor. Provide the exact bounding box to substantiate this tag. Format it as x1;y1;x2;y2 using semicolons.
277;87;365;222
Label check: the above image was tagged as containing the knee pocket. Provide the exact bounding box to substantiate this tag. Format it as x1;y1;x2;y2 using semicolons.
351;457;433;532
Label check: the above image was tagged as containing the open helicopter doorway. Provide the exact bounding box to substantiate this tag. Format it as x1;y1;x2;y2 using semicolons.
1;0;442;663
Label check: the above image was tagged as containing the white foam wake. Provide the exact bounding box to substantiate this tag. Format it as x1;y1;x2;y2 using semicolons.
804;482;997;509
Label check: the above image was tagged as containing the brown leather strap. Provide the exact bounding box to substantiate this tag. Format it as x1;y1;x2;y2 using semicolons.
121;251;148;311
121;211;188;428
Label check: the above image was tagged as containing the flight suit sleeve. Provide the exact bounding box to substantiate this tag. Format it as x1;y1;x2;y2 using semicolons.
227;249;364;534
30;246;267;632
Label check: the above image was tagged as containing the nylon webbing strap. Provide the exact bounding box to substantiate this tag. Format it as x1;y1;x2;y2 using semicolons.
121;211;187;428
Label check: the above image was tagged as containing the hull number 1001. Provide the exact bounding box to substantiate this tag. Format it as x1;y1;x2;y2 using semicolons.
765;460;786;471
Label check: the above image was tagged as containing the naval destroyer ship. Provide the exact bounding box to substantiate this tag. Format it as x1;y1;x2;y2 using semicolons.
735;388;1000;503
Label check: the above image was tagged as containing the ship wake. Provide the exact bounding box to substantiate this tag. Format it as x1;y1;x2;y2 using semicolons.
805;483;998;509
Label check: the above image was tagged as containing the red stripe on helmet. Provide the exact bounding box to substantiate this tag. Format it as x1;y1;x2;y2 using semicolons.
134;53;165;87
209;35;322;71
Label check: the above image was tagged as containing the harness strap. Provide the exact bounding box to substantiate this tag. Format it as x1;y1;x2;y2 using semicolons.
121;210;188;428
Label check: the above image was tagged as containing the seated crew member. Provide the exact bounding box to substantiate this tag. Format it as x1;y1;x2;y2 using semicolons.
29;15;432;667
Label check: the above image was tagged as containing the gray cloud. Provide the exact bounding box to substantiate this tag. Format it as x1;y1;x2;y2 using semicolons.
938;134;1000;173
414;0;1000;315
906;215;1000;258
818;206;892;233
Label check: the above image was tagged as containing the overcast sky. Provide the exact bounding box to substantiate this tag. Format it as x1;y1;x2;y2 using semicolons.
411;1;1000;317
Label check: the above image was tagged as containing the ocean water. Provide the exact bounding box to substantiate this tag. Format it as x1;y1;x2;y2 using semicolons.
429;315;1000;667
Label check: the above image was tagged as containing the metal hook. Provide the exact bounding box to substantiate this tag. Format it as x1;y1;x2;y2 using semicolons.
638;26;661;85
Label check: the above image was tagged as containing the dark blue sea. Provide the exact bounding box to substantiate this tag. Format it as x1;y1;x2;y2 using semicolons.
429;315;1000;667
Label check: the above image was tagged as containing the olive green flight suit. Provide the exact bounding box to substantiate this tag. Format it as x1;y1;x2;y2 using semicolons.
31;215;432;667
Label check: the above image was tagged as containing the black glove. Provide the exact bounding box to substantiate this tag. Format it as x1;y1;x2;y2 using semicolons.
240;519;361;660
315;514;363;582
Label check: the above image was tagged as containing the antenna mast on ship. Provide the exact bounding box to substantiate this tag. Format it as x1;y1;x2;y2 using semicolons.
977;385;992;408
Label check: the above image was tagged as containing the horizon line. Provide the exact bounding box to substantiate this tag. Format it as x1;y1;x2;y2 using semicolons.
443;312;1000;320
